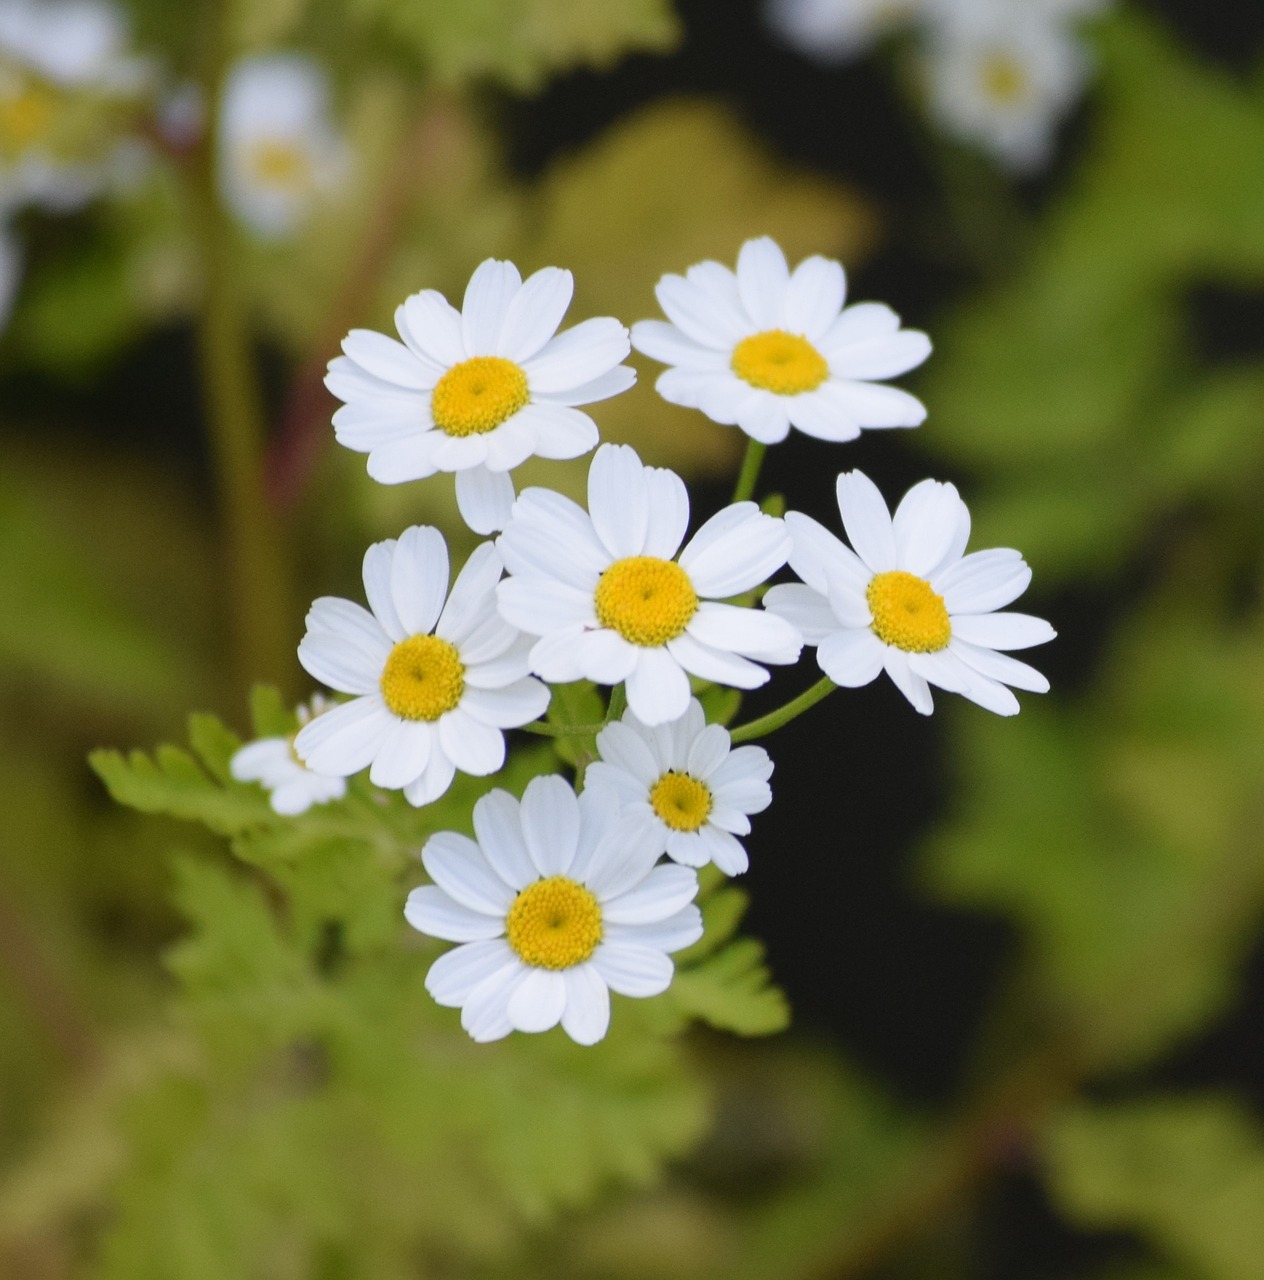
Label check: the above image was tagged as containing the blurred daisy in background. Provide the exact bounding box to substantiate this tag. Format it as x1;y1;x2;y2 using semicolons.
326;258;635;535
217;51;348;239
230;695;348;816
765;470;1055;716
295;526;549;808
406;776;703;1045
497;443;801;726
632;237;930;445
766;0;923;63
588;698;773;877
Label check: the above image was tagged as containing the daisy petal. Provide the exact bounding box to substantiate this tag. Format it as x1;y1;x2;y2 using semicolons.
834;380;927;428
950;612;1056;651
525;318;630;394
667;633;771;689
362;541;406;642
515;402;599;459
368;716;432;788
398;289;466;366
589;443;649;558
783;255;846;339
520;774;581;877
817;629;885;687
892;479;968;578
602;863;698;925
404;885;503;942
736;236;790;329
425;939;515;1006
763;582;839;644
655;272;747;348
390;526;449;636
455;465;515;535
461;965;524;1042
461;679;550;729
830;329;932;380
496;265;573;363
935;549;1031;615
560;964;610;1044
423;831;515;914
626;648;692;726
818;302;901;355
592;942;673;997
679;507;790;598
538;364;636;407
293;696;389;775
471;789;536;891
437;709;505;776
882;648;934;715
836;470;897;571
643;465;691;560
507;967;567;1033
605;906;702;955
341;328;432;390
630;319;729;369
462;258;522;355
951;639;1050;692
298;631;382;695
687;602;801;661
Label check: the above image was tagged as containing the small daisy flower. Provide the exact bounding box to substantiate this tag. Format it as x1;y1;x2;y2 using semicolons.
587;698;772;876
405;775;703;1045
230;695;348;816
630;236;930;446
294;526;550;807
325;258;636;536
0;0;141;90
764;470;1055;716
496;443;802;728
922;0;1096;171
218;52;348;239
766;0;923;63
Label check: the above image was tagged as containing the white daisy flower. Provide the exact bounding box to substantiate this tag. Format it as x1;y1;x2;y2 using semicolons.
230;695;348;816
764;470;1055;716
587;698;772;876
630;236;930;446
922;0;1097;171
324;258;636;536
294;526;550;807
496;443;802;728
218;52;348;240
766;0;923;63
0;0;139;90
405;775;703;1045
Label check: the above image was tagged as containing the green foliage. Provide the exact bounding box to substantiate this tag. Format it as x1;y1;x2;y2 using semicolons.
1046;1098;1264;1280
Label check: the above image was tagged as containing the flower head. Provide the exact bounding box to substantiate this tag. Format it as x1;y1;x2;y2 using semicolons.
218;52;347;239
230;695;348;815
631;236;930;446
405;775;703;1044
588;698;773;876
295;526;549;807
496;443;802;727
325;258;635;535
765;470;1055;715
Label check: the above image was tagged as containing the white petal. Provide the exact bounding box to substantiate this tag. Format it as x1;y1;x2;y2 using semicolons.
425;939;515;1006
950;612;1056;651
935;549;1031;615
643;466;691;560
438;708;505;776
709;744;774;798
830;329;932;380
655;271;746;348
892;479;968;578
293;696;390;775
461;964;525;1042
480;416;540;472
520;774;581;876
588;443;649;559
368;716;432;789
507;967;567;1032
402;748;457;807
734;391;793;443
365;434;442;484
455;466;515;535
298;630;382;695
736;236;790;329
950;639;1050;692
783;511;871;597
527;627;589;683
470;789;536;890
833;380;927;428
605;906;701;955
630;319;729;369
686;603;802;662
583;810;662;899
497;576;596;635
341;328;433;390
697;824;749;875
595;721;660;788
496;266;573;363
390;526;449;636
679;507;790;598
560;964;610;1044
423;831;515;914
882;648;934;715
332;400;423;451
602;863;699;925
685;723;730;780
498;487;608;588
435;542;502;646
576;629;640;685
666;633;770;689
230;739;289;784
461;679;550;729
525;318;630;394
303;596;392;667
592;943;673;997
362;541;406;642
818;302;901;355
515;403;598;460
462;258;522;355
657;366;726;410
537;365;636;408
785;388;864;443
908;648;975;697
663;829;710;867
398;289;466;366
763;583;839;645
625;648;692;727
404;885;503;941
817;628;885;687
957;672;1022;717
783;255;846;339
836;470;897;571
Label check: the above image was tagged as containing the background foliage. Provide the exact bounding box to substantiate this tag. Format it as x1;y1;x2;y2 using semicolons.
0;1;1261;1277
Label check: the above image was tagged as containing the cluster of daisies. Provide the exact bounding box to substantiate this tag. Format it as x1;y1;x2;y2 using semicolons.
766;0;1109;171
231;236;1055;1045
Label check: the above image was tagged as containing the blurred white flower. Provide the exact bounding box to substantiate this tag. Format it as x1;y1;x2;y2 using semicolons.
766;0;923;63
632;237;930;446
230;695;348;816
218;52;348;239
0;0;139;89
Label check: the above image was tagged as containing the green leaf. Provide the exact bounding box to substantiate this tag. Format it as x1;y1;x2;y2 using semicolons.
248;684;294;739
670;938;789;1037
1046;1097;1264;1280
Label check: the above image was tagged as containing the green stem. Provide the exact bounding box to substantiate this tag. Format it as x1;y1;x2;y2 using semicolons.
520;720;609;740
189;7;294;692
728;676;836;744
606;684;627;722
731;439;767;505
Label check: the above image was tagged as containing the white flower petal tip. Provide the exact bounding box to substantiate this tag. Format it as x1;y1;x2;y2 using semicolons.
766;469;1054;717
766;0;922;64
323;258;634;528
295;525;542;805
229;695;348;815
590;698;771;876
631;236;931;445
407;779;701;1045
497;443;800;726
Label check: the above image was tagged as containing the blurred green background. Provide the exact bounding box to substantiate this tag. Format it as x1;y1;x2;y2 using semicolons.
2;1;1263;1277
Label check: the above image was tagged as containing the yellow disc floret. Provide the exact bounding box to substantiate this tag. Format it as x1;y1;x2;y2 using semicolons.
431;356;530;438
650;771;713;833
0;82;55;150
730;329;829;396
866;570;952;653
247;138;314;192
594;556;699;648
506;876;603;969
980;53;1028;104
380;634;465;721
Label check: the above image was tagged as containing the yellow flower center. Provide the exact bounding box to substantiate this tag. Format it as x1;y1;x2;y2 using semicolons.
247;138;314;192
505;876;603;969
650;772;713;833
594;556;699;648
980;53;1028;105
379;634;465;721
0;82;55;149
866;570;951;653
730;329;829;396
430;356;530;438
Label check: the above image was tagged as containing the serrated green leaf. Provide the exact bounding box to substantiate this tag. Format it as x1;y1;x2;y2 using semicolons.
670;938;789;1037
